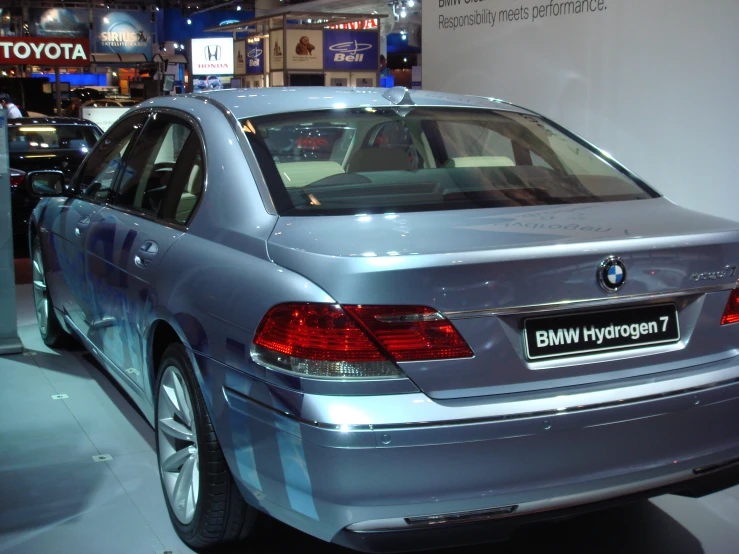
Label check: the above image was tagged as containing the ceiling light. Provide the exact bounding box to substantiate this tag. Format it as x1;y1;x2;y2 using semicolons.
187;18;192;24
408;0;415;6
237;5;242;10
400;8;407;18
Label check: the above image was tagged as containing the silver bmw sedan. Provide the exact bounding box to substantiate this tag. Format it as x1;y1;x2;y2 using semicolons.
27;86;739;552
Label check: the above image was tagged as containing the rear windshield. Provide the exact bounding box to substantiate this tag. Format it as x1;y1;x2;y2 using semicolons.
242;108;656;215
8;124;100;153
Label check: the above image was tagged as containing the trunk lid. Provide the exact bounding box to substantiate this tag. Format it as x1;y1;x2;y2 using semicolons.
267;199;739;398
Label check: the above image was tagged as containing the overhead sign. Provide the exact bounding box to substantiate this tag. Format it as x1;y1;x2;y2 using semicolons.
30;8;89;38
324;30;378;71
247;42;264;75
191;37;234;75
93;10;152;56
326;19;378;30
0;37;90;66
285;29;323;70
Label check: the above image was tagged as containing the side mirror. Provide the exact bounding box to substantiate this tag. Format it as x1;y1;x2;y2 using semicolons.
27;170;66;197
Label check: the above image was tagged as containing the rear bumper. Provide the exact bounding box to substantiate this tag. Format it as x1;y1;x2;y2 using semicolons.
196;353;739;550
332;459;739;553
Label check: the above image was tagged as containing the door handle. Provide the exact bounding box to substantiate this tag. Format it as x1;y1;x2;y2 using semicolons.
74;215;91;237
134;241;159;269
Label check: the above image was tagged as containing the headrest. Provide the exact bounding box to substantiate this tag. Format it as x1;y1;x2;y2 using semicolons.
444;156;515;168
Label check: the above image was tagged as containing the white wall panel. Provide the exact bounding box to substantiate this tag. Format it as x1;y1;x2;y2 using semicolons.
424;0;739;221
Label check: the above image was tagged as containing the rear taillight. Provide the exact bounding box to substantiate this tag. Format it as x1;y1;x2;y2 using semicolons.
342;305;474;362
721;288;739;325
10;174;24;188
251;303;473;379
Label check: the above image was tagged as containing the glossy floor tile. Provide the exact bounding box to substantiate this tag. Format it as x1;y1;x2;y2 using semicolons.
1;284;738;553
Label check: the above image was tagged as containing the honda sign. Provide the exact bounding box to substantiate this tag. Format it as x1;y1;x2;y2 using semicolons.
191;37;234;76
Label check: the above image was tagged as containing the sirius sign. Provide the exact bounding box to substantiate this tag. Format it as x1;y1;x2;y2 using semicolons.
93;10;152;55
191;37;234;75
323;30;378;71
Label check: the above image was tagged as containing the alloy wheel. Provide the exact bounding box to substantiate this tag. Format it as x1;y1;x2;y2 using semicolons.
158;365;200;524
32;248;48;336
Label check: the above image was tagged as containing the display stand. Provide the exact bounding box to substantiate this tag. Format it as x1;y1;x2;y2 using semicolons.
0;108;23;354
206;11;386;90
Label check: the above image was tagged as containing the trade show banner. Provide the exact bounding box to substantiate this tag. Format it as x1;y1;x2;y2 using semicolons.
191;37;234;76
30;8;89;38
246;42;264;75
93;9;152;56
0;110;22;355
234;40;246;75
285;29;323;70
0;37;90;67
81;106;129;133
269;30;284;71
423;0;739;222
323;30;379;71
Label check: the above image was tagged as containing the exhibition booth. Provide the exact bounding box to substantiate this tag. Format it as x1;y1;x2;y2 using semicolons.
9;8;156;109
205;12;386;89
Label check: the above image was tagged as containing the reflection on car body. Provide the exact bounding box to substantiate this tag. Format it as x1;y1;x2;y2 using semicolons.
29;87;739;553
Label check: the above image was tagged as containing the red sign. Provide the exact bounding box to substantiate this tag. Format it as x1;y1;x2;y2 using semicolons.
327;19;378;30
0;37;90;66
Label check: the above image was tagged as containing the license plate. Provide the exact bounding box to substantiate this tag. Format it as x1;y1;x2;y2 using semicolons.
524;304;680;360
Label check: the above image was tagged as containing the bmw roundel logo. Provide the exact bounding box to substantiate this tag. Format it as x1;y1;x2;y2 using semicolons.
598;256;627;292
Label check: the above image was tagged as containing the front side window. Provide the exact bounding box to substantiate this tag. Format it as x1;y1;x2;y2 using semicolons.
243;108;655;215
75;115;147;202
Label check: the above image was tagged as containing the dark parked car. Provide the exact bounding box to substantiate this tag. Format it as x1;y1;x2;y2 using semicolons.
8;117;102;256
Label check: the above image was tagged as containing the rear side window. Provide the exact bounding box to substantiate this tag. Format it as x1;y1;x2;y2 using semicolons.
111;113;204;224
242;108;655;215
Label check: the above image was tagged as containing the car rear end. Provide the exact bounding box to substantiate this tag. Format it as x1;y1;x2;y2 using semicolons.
220;99;739;550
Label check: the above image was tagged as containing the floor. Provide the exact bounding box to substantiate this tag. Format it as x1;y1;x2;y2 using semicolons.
1;283;739;554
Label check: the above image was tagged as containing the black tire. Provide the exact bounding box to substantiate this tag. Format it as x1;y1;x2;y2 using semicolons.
32;236;74;348
155;343;264;550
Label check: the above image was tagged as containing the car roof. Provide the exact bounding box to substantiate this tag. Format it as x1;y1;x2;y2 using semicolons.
140;87;536;120
8;117;100;127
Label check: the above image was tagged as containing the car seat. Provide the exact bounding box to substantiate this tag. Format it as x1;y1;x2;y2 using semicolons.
175;162;204;223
